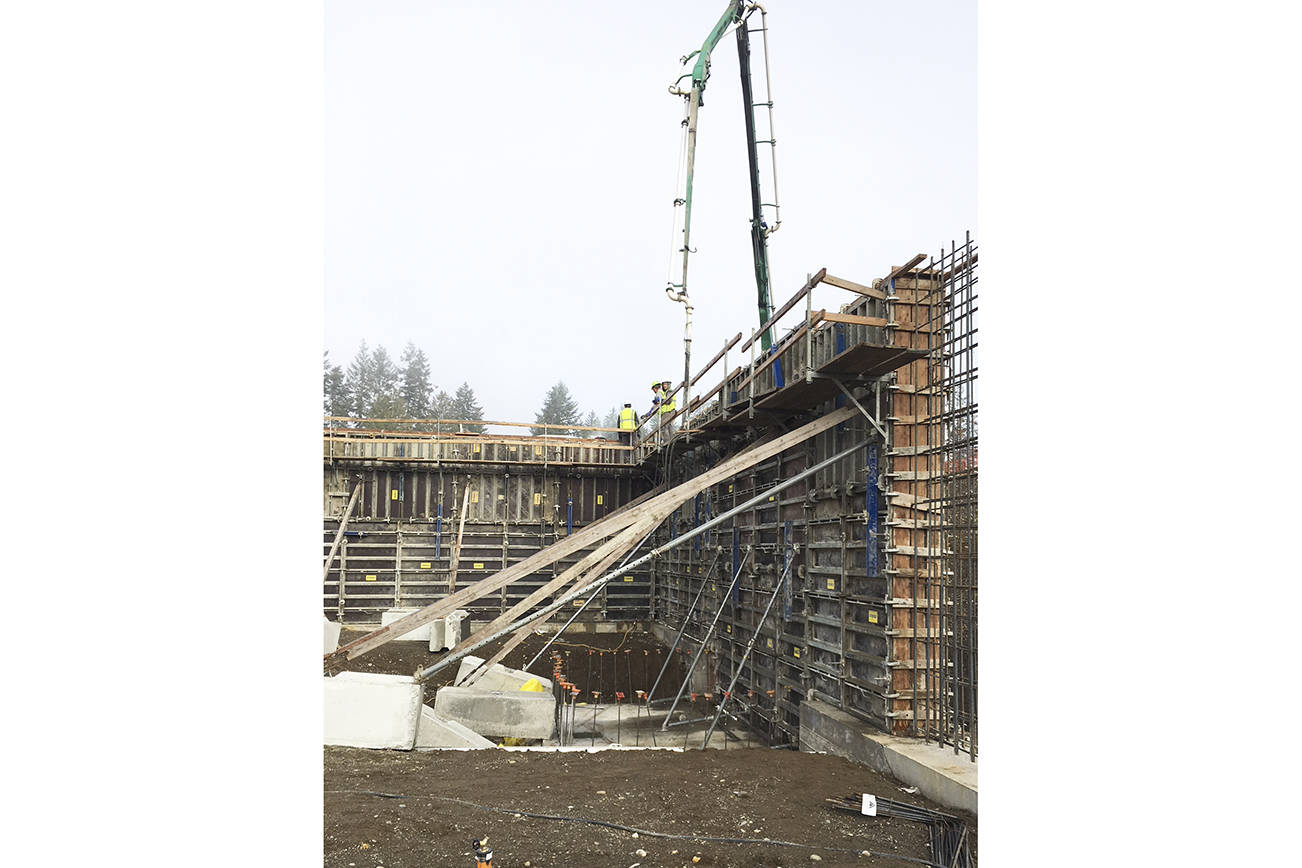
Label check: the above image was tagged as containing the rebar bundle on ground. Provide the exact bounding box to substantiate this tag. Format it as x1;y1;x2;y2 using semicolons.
825;794;971;868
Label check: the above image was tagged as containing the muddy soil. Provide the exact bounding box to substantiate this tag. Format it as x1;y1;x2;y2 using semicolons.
324;747;973;868
326;627;975;867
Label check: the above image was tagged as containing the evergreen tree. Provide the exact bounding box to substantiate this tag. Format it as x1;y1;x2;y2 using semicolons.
399;342;434;422
369;390;408;428
323;350;347;420
431;389;452;422
448;382;485;433
601;405;622;441
580;410;600;438
344;340;374;422
368;345;404;429
532;381;581;436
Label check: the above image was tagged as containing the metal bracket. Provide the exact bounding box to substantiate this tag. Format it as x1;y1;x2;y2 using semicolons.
810;373;888;441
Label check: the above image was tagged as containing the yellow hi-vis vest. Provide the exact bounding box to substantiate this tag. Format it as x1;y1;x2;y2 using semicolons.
618;407;637;430
658;392;676;415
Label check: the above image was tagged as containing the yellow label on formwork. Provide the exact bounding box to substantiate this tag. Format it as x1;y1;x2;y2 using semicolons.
597;495;603;505
534;492;541;505
535;445;543;455
624;576;633;582
473;562;484;570
420;562;431;569
391;490;398;500
869;610;879;624
827;579;836;591
793;648;801;658
365;575;377;582
573;599;586;607
471;490;478;503
473;443;480;453
766;638;773;648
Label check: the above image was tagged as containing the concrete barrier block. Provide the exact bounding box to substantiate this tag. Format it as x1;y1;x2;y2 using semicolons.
415;705;494;749
430;610;470;652
433;685;556;739
380;607;431;642
456;655;553;693
324;618;342;653
324;671;423;750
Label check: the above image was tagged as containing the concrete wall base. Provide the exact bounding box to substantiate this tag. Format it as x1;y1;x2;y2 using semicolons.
415;705;494;749
799;699;977;816
324;671;423;750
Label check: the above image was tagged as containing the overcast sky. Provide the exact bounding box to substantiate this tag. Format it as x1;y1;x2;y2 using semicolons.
326;0;975;423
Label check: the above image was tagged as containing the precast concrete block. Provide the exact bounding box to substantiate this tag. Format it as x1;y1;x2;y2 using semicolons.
324;618;341;653
415;705;494;749
455;655;553;693
433;685;556;739
324;671;423;750
380;607;432;642
429;610;470;652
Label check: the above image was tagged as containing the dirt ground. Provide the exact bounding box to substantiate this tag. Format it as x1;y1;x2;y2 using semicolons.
326;627;976;867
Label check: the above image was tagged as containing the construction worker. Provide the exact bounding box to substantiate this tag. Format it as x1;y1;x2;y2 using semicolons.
618;402;638;445
658;381;676;417
657;380;677;438
643;381;665;423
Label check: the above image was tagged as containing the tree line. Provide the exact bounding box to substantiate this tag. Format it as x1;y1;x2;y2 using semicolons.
324;342;621;438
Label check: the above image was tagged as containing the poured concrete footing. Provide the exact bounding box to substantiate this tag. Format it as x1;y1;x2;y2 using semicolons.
433;686;556;739
799;699;977;816
324;671;423;750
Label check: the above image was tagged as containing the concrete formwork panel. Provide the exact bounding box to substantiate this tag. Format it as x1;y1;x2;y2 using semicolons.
433;686;556;739
324;671;423;750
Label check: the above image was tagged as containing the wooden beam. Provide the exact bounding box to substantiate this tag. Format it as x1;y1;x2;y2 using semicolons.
883;254;929;285
446;483;472;592
321;476;365;584
324;405;857;670
814;311;889;328
822;273;885;300
455;510;670;678
690;332;743;388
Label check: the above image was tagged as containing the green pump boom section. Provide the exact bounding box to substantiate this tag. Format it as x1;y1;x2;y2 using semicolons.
671;0;777;352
